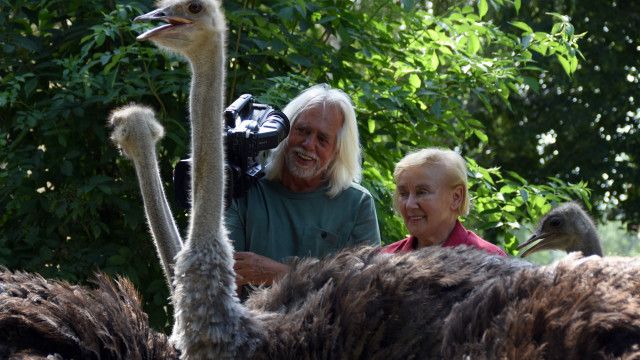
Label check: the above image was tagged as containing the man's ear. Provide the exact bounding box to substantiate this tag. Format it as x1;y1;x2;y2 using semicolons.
451;185;464;212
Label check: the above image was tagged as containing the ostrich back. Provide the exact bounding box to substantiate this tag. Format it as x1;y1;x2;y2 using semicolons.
246;245;533;359
0;268;177;360
443;254;640;359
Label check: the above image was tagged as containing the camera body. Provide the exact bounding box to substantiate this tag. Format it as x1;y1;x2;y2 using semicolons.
174;94;290;208
223;94;290;201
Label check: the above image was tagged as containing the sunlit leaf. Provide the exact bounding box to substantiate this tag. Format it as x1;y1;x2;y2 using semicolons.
428;52;439;71
557;55;571;75
511;21;533;33
408;73;421;88
473;129;488;143
478;0;488;18
468;32;481;54
368;119;376;133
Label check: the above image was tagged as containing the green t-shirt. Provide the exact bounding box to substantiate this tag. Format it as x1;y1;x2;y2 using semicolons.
225;178;381;262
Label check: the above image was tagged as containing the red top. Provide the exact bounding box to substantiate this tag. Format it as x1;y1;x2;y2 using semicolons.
382;220;507;256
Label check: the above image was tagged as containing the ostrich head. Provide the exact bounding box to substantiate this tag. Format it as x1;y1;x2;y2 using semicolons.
109;104;164;159
518;202;604;257
135;0;225;57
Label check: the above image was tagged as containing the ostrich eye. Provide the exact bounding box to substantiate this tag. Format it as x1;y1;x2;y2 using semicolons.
188;2;202;13
549;217;562;228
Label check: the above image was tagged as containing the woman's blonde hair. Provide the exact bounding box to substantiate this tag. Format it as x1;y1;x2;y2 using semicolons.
393;147;470;216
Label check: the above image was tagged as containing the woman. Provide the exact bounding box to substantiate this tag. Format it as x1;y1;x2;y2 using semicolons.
382;148;506;256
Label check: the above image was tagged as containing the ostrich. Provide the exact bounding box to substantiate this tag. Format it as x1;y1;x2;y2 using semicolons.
518;202;604;257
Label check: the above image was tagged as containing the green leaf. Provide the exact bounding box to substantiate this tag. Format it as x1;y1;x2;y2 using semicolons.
565;23;574;37
24;77;37;97
514;0;521;14
287;53;312;67
278;7;294;21
511;21;533;34
478;0;488;18
546;12;570;23
473;129;488;143
507;171;528;184
521;34;533;49
479;167;495;185
499;185;517;194
402;0;416;10
408;73;421;88
557;55;571;75
468;32;481;54
570;56;578;73
95;32;106;46
427;52;439;71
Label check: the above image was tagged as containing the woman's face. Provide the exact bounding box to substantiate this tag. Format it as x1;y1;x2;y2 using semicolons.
395;163;462;246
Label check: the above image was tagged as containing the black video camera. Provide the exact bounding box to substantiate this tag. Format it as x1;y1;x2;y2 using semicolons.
174;94;290;208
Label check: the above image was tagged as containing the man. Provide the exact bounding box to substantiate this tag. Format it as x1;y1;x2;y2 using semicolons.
225;84;381;288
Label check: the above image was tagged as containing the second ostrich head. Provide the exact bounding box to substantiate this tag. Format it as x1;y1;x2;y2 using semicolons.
518;202;604;257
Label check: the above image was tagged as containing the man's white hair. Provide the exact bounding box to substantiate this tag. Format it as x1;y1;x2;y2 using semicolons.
265;84;362;197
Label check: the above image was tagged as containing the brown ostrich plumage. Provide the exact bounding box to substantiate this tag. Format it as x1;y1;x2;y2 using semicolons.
0;268;177;360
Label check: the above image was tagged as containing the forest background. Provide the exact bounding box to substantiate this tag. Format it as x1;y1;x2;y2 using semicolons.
1;0;638;331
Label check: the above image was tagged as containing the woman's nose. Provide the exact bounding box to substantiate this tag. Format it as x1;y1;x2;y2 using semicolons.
405;193;419;208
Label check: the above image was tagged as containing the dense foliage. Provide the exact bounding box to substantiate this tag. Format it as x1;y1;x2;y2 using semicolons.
1;0;590;330
477;1;640;227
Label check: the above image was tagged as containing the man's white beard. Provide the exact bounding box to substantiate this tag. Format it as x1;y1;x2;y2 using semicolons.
285;147;330;180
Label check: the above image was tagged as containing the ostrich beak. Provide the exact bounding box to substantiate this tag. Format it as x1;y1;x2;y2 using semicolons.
134;8;192;41
517;232;563;257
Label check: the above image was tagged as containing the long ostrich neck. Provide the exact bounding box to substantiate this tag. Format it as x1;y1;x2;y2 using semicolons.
187;44;226;243
131;138;182;290
575;225;603;256
171;31;265;359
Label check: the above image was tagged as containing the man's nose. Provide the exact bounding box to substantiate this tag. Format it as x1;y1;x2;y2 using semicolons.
301;135;316;149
